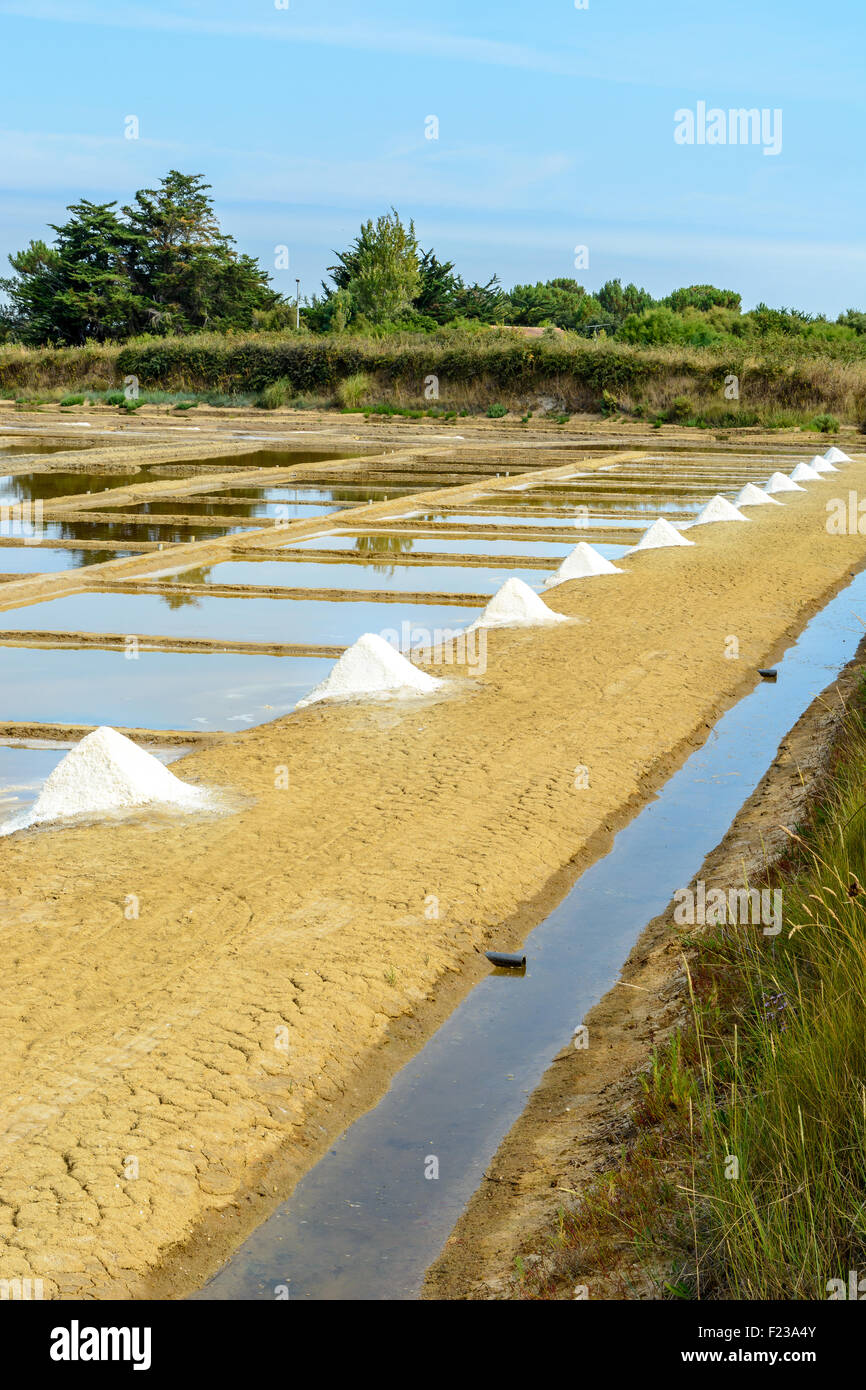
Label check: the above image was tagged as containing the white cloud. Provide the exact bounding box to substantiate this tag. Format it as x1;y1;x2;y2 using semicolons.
0;1;591;77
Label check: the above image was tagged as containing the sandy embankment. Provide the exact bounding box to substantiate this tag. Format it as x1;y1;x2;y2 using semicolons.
0;459;864;1299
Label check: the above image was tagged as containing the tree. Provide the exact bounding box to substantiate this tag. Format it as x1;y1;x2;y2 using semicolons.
1;171;281;344
123;171;277;332
414;250;461;323
342;210;421;324
504;279;603;330
596;278;655;321
665;284;741;313
451;273;507;323
4;202;145;344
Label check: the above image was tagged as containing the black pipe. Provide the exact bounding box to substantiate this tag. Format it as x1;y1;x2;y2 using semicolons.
758;668;778;681
485;950;526;969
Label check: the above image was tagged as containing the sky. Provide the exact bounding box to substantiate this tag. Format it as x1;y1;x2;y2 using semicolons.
0;0;863;315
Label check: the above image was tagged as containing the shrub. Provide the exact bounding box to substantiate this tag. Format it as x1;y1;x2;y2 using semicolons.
59;394;85;406
256;377;293;409
811;412;840;433
486;402;507;417
667;395;693;423
337;371;372;410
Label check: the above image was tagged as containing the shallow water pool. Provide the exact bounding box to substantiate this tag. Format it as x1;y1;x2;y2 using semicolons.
0;591;481;648
0;646;331;729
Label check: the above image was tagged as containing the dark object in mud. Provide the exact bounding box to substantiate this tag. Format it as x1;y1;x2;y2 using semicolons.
485;950;526;969
758;668;778;681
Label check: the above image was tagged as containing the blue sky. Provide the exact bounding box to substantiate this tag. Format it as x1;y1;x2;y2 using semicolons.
0;0;863;314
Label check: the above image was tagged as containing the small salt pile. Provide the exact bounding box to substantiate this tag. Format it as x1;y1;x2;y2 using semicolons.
469;577;568;630
808;454;838;474
765;471;805;495
543;542;623;589
790;461;824;483
824;446;851;464
692;494;749;526
627;517;695;553
0;727;208;835
296;632;444;707
735;482;782;508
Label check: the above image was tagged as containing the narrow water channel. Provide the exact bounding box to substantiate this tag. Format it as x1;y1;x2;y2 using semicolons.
195;567;866;1301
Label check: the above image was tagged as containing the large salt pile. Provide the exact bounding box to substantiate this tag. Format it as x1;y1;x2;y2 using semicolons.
692;494;749;525
765;471;805;495
627;517;695;553
543;542;623;589
469;577;568;630
296;632;444;707
790;461;824;483
824;446;851;464
0;726;209;835
735;482;782;508
809;453;838;474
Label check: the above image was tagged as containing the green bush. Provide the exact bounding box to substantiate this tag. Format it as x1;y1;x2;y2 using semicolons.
811;412;839;433
256;377;293;409
337;371;372;410
59;393;86;406
486;402;507;417
667;394;693;423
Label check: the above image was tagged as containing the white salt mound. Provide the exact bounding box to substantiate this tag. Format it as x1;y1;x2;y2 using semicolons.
735;482;782;508
0;727;208;835
627;517;695;553
469;577;568;630
824;446;851;464
296;632;444;707
543;542;623;589
790;462;824;483
809;454;838;473
693;494;749;525
765;471;805;495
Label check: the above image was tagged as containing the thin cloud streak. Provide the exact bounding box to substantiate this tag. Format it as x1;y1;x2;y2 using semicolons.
0;2;590;77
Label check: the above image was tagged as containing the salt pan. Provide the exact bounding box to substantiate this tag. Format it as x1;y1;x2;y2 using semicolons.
790;462;824;483
296;632;444;707
469;577;568;629
693;494;749;525
543;542;623;589
735;483;782;508
0;726;208;835
627;517;695;553
765;471;805;495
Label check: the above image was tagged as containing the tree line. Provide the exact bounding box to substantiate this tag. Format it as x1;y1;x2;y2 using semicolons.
2;171;864;350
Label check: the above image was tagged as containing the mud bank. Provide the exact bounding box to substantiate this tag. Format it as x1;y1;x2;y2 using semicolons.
0;452;864;1300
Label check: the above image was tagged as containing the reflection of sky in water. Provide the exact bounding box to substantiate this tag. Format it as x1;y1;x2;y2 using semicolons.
0;647;331;729
286;533;628;560
0;546;136;573
0;591;481;646
193;559;549;594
